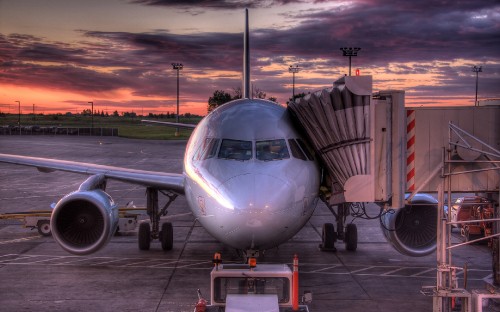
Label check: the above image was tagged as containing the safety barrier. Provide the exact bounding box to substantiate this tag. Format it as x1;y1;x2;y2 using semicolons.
0;126;118;136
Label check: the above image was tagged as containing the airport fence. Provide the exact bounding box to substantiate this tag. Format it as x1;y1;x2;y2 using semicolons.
0;126;119;136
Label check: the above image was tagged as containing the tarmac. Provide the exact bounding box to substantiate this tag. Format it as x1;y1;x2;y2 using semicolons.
0;135;495;312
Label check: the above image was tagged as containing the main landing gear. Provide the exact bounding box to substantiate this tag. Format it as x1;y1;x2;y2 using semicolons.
320;203;358;252
138;187;178;251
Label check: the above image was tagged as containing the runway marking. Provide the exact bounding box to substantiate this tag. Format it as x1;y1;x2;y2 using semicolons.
411;268;435;277
349;266;375;274
309;265;341;273
0;253;491;281
382;267;407;276
0;236;40;245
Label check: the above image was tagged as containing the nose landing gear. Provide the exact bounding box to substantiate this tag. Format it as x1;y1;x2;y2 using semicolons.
320;203;358;252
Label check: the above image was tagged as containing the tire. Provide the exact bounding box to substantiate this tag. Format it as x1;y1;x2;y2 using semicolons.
37;220;51;236
160;222;173;251
138;222;151;250
322;223;335;249
345;223;358;251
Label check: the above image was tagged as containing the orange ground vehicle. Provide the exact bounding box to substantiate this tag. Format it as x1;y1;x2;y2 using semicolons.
450;196;495;242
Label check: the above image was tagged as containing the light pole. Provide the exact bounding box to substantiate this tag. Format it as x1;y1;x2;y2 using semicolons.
88;101;94;131
172;63;183;136
15;101;20;135
340;47;361;76
288;65;300;102
472;66;482;106
33;104;35;123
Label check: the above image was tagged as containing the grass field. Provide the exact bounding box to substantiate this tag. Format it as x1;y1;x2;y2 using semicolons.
0;114;200;140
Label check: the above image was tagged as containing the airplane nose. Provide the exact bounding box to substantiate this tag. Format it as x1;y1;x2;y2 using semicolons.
220;173;294;213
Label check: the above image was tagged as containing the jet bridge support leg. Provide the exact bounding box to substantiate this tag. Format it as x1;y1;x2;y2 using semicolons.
138;187;177;251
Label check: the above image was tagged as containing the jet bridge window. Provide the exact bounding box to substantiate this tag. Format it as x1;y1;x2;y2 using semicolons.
218;139;252;161
256;139;290;161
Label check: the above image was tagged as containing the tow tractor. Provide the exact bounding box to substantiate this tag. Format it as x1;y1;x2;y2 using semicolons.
0;207;145;236
195;254;311;312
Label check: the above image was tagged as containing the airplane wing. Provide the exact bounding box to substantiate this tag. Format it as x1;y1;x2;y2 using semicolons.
142;119;197;129
0;153;185;194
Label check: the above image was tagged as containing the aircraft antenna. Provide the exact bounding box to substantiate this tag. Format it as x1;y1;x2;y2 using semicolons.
243;8;250;99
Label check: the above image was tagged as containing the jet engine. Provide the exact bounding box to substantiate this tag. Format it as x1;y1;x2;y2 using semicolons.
381;193;438;257
51;175;118;255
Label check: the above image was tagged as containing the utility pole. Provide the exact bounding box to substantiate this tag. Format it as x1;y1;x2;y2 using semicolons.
88;101;94;131
472;66;482;106
172;63;183;136
340;47;361;76
288;65;300;102
15;101;20;135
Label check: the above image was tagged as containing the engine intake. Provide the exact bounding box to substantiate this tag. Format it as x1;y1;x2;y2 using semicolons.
381;193;438;257
51;189;118;255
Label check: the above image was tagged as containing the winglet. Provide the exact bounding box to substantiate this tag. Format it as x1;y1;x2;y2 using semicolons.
243;8;250;99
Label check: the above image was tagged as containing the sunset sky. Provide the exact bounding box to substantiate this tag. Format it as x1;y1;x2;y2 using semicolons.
1;0;499;116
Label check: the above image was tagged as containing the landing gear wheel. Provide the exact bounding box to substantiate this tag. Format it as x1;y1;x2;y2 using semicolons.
321;223;337;251
345;223;358;251
160;222;173;251
138;222;151;250
37;220;51;236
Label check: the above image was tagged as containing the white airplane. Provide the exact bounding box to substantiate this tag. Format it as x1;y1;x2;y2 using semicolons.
0;10;437;259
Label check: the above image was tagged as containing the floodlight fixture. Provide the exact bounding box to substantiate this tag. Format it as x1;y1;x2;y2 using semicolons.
172;63;183;136
472;66;482;106
288;65;301;101
340;47;361;76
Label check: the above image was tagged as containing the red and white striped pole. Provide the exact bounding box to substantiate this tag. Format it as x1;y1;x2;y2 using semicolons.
292;254;299;311
406;109;416;192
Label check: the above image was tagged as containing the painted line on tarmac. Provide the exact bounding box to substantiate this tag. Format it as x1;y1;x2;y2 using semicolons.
0;236;39;245
0;253;493;281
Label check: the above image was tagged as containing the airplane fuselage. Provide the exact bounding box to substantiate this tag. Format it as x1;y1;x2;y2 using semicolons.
183;99;320;251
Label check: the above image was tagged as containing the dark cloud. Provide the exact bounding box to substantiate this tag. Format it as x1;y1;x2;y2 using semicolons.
130;0;307;9
1;0;499;112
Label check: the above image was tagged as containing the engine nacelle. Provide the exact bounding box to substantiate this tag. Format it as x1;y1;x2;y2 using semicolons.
381;193;438;257
51;189;118;255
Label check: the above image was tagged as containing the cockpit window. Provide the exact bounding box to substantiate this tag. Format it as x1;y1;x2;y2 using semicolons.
256;139;290;161
193;138;220;161
218;139;253;161
296;138;314;161
288;139;307;161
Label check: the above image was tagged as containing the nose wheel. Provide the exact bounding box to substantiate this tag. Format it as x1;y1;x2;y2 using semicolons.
320;223;337;251
320;203;358;252
345;223;358;251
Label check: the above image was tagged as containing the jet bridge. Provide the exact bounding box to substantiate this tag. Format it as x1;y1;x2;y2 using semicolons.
288;76;416;254
288;75;406;209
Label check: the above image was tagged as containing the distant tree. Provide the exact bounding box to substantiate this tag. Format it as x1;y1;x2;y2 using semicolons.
287;92;307;105
122;111;137;118
81;109;91;116
112;110;119;117
268;97;277;103
254;87;266;99
232;87;242;100
208;90;233;113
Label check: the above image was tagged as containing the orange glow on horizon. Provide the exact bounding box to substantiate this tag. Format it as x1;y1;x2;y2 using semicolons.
0;84;209;116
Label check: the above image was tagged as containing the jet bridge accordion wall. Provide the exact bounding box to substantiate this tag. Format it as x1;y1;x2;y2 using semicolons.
288;76;406;208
